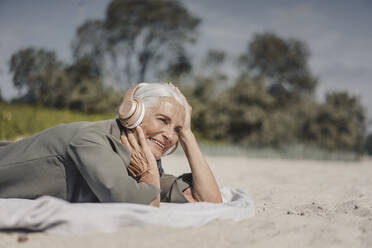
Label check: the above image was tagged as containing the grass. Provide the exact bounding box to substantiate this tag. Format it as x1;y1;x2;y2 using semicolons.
0;103;114;140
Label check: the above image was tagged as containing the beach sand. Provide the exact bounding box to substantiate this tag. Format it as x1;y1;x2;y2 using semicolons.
1;155;371;247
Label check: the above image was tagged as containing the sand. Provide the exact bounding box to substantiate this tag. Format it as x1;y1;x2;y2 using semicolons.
1;155;371;248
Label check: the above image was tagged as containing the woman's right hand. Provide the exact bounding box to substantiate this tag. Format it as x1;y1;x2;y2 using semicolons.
120;126;158;181
120;126;161;207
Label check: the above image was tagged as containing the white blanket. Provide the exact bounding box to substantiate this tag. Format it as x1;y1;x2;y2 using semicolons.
0;187;254;235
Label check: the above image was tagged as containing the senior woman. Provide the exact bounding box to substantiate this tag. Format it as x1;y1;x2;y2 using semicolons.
0;82;222;206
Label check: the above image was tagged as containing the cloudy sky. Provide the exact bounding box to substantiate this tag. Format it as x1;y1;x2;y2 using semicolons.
0;0;371;126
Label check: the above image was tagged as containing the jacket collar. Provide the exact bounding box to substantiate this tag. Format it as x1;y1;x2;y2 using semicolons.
110;118;124;140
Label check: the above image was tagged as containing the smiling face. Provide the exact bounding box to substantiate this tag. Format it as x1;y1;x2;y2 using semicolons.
139;96;185;160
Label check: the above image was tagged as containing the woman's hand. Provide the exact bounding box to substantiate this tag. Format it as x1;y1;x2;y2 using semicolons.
168;83;192;133
120;126;157;180
120;126;161;207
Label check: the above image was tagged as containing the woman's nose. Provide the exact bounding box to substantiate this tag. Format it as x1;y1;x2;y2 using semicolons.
163;130;177;145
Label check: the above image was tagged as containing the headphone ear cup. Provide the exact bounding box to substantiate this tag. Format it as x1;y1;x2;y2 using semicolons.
118;100;137;120
124;99;145;129
118;84;145;129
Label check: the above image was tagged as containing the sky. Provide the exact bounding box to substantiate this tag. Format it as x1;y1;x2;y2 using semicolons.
0;0;371;128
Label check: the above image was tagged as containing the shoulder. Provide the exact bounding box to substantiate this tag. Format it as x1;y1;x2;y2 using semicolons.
68;119;131;165
69;119;116;143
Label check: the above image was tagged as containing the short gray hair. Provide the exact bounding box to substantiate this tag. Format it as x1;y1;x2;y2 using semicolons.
133;82;188;119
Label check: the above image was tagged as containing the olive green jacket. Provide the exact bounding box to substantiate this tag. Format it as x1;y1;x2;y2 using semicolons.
0;119;192;204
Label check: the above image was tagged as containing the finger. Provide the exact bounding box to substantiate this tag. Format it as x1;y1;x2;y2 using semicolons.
127;129;140;150
129;164;141;174
128;158;143;173
128;159;147;178
127;166;136;176
128;166;140;178
135;126;148;148
120;131;131;149
135;127;154;165
131;145;148;172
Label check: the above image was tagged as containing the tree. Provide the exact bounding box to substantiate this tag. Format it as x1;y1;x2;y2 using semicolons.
301;91;366;151
189;76;283;145
9;47;121;113
73;0;200;88
182;49;230;139
239;32;317;102
325;92;365;130
202;49;226;72
9;47;63;104
221;77;276;145
164;47;192;80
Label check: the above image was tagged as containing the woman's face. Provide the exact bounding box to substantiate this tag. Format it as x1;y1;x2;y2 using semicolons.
139;97;185;160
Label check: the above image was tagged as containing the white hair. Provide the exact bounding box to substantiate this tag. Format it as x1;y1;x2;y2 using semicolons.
133;82;188;120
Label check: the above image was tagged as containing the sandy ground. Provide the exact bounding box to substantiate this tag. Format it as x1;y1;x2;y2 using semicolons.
1;155;372;248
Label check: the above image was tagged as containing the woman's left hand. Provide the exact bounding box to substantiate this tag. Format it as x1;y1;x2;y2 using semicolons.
168;83;192;133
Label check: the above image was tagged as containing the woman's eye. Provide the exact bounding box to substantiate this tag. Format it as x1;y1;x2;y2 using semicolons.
159;118;167;124
175;127;182;133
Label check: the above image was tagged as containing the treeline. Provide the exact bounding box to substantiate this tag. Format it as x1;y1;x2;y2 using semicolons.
2;0;371;155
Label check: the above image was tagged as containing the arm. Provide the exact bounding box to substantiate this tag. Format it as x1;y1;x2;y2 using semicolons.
120;127;161;207
140;171;160;206
179;130;222;203
172;84;222;203
67;127;160;204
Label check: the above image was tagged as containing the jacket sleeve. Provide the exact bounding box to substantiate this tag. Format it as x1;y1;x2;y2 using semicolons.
160;173;193;203
67;127;160;204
